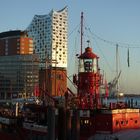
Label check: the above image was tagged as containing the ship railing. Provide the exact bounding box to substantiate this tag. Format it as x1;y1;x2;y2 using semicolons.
0;116;17;125
23;122;48;132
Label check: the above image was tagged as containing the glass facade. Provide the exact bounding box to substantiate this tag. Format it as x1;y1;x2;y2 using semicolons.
0;54;39;99
26;7;68;69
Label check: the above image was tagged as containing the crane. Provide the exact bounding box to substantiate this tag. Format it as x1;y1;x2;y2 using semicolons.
108;71;121;97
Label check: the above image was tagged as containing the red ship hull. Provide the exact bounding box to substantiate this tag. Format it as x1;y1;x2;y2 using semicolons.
79;108;140;140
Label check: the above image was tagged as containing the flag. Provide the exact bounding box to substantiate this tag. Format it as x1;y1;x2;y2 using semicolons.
127;48;130;67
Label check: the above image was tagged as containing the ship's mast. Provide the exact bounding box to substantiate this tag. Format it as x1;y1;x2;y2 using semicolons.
81;12;83;55
116;44;119;95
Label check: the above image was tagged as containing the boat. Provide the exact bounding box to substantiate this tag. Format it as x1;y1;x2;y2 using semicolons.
70;40;140;140
72;12;140;140
0;102;49;140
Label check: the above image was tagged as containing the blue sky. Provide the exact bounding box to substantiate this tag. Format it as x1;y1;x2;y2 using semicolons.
0;0;140;94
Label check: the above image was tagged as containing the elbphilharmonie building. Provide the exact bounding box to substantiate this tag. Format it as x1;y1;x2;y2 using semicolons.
27;7;68;69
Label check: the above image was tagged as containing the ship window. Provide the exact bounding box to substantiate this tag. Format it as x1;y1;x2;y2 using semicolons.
84;119;89;124
121;121;124;125
135;120;138;124
116;121;119;126
84;61;92;72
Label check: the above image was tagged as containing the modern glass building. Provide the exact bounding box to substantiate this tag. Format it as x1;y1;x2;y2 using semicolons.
0;54;39;99
26;7;68;69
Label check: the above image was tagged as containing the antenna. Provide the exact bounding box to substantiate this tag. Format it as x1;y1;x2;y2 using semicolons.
81;12;83;55
87;40;90;47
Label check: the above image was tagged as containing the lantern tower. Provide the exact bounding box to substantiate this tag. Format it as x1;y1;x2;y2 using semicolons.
76;43;101;109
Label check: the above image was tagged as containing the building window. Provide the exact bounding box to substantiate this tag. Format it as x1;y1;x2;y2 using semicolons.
56;74;61;80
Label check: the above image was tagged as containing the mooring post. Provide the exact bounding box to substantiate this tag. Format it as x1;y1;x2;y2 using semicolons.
66;109;71;140
71;109;80;140
58;107;66;140
47;106;55;140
